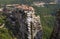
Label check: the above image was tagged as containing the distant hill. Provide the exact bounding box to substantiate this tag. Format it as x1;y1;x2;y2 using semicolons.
0;0;54;4
0;0;33;4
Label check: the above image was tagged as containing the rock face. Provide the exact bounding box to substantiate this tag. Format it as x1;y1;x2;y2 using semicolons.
26;9;42;39
3;5;42;39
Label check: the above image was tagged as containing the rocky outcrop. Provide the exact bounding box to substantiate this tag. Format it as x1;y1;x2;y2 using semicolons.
0;24;5;28
26;10;42;39
3;4;42;39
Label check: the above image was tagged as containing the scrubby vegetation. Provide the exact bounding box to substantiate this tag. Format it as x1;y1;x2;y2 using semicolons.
33;4;58;39
0;0;60;39
0;13;13;39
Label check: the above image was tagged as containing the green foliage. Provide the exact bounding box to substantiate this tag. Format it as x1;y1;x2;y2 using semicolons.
33;4;57;39
0;0;33;5
0;3;59;39
0;28;13;39
0;13;13;39
0;13;5;24
0;0;55;4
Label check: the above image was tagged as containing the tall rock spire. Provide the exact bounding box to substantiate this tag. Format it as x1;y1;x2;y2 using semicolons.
3;4;42;39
